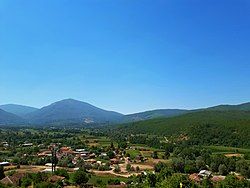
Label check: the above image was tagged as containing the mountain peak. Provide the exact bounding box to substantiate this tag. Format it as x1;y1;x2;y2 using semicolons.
25;99;123;125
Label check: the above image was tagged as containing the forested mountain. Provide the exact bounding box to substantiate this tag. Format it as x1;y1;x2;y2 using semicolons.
0;100;249;126
24;99;123;125
123;102;250;122
0;109;26;125
0;104;38;117
113;110;250;147
206;102;250;111
123;109;188;122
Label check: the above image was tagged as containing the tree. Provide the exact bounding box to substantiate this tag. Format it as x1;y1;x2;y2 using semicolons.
118;142;127;149
217;175;250;188
152;151;158;159
136;166;140;172
21;177;32;187
164;151;170;159
126;164;132;172
107;151;115;159
55;168;69;179
196;156;206;171
110;142;115;150
157;174;192;188
236;159;250;178
172;158;185;173
114;165;121;173
0;166;5;180
184;164;197;174
219;164;228;176
146;173;157;187
154;162;168;173
227;158;236;172
72;168;90;186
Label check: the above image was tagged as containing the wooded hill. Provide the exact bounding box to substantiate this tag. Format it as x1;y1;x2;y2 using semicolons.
113;110;250;148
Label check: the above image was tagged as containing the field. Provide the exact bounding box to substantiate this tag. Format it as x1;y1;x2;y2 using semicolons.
204;145;250;154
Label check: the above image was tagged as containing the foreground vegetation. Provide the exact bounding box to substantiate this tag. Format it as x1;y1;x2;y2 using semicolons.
0;125;249;187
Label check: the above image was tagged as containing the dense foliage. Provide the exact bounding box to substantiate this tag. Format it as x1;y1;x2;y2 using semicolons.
110;111;250;148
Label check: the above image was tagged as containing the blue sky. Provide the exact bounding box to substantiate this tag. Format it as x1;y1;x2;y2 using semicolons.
0;0;250;114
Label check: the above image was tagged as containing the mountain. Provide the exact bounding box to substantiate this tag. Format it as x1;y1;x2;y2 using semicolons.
123;109;189;122
122;102;250;123
0;104;38;117
206;102;250;111
0;109;26;125
111;110;250;147
116;110;250;135
25;99;123;125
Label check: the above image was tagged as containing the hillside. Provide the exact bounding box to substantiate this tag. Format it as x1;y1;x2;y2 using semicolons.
0;104;38;117
25;99;123;125
206;102;250;111
123;109;188;122
123;102;250;122
114;110;250;147
0;109;26;125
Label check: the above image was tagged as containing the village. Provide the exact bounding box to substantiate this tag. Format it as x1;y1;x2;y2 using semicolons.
0;128;249;187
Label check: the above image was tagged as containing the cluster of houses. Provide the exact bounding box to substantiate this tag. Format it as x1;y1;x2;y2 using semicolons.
37;145;124;172
189;170;245;183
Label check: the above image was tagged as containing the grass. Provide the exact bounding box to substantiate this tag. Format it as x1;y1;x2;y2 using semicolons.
204;145;250;154
126;149;141;159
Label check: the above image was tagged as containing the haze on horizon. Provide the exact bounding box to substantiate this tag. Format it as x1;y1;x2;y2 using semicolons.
0;0;250;114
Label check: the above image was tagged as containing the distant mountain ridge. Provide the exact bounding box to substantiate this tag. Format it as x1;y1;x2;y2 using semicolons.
123;109;189;122
25;99;123;125
0;99;249;126
0;104;38;117
206;102;250;111
0;109;26;125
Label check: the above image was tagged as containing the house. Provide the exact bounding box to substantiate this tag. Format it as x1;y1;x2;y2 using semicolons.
22;143;33;147
42;168;53;172
100;153;108;157
45;163;53;167
37;150;52;157
189;173;201;182
0;162;10;166
0;173;26;186
198;170;212;178
110;158;120;165
211;176;226;182
2;142;9;147
85;159;97;164
75;149;86;152
59;147;74;155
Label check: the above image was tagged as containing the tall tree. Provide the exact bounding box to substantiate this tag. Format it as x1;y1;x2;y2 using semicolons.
0;165;5;180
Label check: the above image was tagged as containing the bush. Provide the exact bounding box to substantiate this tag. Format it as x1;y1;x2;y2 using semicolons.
72;168;90;186
126;164;132;172
114;165;121;173
218;164;228;175
55;168;69;179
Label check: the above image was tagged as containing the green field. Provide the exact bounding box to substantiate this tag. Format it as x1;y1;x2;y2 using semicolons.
126;149;141;159
204;145;250;154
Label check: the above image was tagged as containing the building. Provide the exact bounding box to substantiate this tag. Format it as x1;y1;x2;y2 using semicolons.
198;170;212;178
0;162;10;166
0;173;26;186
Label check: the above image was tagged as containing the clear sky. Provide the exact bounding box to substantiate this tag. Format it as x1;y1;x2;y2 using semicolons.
0;0;250;114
